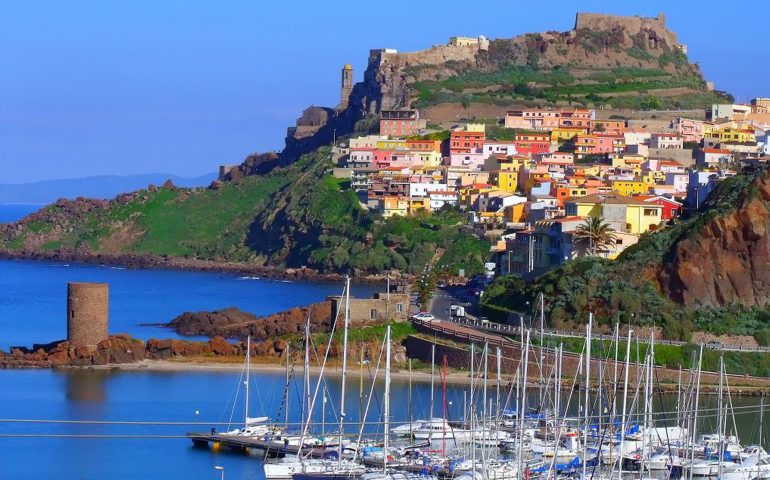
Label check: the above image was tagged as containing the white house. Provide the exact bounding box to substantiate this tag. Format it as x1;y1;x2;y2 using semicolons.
409;182;448;198
650;133;683;149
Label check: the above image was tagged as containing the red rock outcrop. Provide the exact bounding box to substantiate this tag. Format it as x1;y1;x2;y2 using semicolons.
661;173;770;307
167;303;332;339
0;335;291;368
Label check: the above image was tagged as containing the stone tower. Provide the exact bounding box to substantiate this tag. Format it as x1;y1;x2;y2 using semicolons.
67;282;109;347
340;64;353;109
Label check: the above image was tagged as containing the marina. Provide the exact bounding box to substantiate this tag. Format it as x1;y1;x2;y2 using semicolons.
181;287;770;480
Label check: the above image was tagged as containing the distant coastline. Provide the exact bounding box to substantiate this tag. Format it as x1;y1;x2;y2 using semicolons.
0;249;391;283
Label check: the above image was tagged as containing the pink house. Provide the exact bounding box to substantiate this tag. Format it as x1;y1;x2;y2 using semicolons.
568;134;624;158
372;149;397;168
674;118;705;143
538;152;574;165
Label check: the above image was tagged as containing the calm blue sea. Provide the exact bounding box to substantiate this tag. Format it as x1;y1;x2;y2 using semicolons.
0;203;41;223
0;369;470;480
0;259;379;349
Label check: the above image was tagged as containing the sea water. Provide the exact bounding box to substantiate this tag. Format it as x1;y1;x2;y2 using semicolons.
0;259;379;349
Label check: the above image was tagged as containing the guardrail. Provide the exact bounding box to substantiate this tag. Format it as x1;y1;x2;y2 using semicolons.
414;316;770;354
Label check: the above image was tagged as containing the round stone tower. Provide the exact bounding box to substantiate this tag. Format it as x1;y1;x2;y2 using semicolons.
67;282;109;347
340;64;353;109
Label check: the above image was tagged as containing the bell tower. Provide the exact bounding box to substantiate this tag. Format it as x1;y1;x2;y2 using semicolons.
340;64;353;109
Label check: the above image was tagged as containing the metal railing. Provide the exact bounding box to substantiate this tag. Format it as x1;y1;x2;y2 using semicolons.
413;316;770;354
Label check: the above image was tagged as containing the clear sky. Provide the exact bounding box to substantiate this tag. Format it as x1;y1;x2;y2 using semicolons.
1;0;767;183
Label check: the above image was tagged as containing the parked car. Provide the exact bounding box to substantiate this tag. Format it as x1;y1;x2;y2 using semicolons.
706;341;723;349
411;312;436;322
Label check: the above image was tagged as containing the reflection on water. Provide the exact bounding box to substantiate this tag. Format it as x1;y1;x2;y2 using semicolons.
64;369;109;402
1;368;769;480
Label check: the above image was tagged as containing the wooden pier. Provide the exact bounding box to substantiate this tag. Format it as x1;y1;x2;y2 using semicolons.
186;432;341;459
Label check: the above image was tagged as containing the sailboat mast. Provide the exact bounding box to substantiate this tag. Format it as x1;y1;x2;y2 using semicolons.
717;355;725;480
758;392;765;447
285;343;290;430
338;276;351;465
304;317;311;428
408;359;413;439
442;355;447;457
688;344;704;480
430;344;435;421
613;322;619;421
245;335;251;425
383;325;392;474
617;329;632;480
582;314;593;480
496;346;502;423
470;343;475;440
517;330;531;480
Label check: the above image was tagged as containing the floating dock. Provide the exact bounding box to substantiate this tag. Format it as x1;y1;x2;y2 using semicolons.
187;432;342;459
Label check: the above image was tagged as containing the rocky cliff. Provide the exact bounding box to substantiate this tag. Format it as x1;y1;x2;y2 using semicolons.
253;12;717;177
661;171;770;307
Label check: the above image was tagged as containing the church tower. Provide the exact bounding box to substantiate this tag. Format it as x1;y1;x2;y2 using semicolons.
340;64;353;109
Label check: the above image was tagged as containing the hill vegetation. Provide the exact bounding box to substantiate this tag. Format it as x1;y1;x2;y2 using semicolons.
0;147;489;277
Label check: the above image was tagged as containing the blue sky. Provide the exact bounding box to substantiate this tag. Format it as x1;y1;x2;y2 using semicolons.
1;1;767;183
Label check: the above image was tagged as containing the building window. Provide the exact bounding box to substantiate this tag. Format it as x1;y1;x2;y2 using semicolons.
396;303;404;313
370;309;377;320
643;208;657;216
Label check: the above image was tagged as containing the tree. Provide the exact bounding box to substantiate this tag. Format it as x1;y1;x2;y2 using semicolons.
573;216;617;256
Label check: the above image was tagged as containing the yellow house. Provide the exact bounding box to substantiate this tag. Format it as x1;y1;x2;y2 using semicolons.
407;197;430;214
505;203;527;224
410;151;443;167
376;139;407;150
565;193;662;234
489;169;519;193
642;171;665;184
611;179;650;196
380;196;408;218
550;127;586;142
461;183;495;208
706;128;756;143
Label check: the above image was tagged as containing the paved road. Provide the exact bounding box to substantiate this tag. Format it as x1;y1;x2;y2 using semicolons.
429;286;478;321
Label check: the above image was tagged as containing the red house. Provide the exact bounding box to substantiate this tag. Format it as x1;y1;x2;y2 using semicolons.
637;195;682;221
514;132;550;155
379;110;423;137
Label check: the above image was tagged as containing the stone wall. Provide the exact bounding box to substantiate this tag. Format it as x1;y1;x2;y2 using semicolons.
329;292;410;326
574;12;678;47
67;282;109;347
649;147;695;167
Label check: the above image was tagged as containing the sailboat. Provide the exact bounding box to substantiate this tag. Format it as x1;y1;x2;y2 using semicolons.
264;278;364;480
221;336;281;440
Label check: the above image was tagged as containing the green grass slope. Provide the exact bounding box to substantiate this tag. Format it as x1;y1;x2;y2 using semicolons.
1;147;490;276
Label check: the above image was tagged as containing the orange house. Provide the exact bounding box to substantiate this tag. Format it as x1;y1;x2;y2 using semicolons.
406;139;443;153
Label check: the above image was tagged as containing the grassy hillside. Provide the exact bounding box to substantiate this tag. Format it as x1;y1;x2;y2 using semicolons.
413;65;730;110
1;147;489;276
481;165;770;341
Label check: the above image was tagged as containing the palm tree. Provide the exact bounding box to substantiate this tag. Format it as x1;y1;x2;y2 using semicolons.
573;216;617;256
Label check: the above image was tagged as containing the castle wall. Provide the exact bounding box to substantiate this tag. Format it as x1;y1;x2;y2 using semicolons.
377;44;478;69
67;282;109;347
574;12;678;46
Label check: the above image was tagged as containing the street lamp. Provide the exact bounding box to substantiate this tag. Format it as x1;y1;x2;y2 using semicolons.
214;465;224;480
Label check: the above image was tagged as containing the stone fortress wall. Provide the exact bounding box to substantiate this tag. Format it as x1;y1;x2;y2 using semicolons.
574;12;679;47
67;282;109;347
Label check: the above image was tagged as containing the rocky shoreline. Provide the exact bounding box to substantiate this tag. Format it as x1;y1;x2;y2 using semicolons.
0;249;392;283
0;334;287;368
